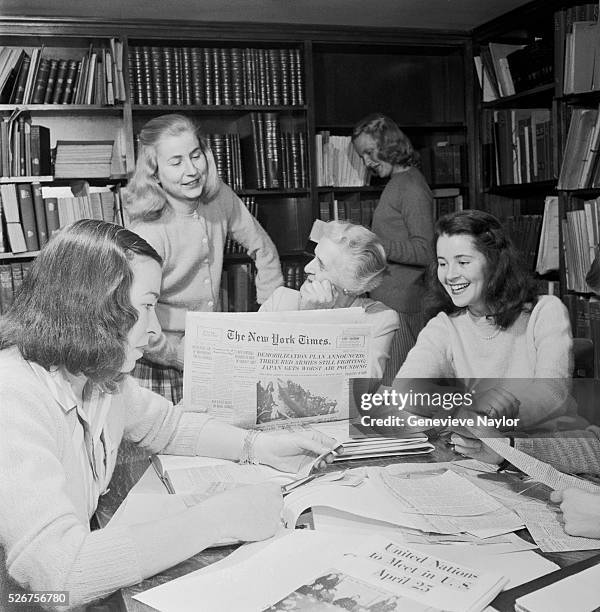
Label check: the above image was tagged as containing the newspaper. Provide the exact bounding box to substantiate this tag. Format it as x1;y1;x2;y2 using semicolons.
183;309;372;428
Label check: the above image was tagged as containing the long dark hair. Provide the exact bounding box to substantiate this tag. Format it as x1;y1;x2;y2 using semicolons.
0;220;162;389
426;210;537;328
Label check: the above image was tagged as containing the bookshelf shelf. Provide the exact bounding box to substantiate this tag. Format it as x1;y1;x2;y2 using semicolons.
317;186;383;193
0;105;125;114
559;187;600;198
0;250;39;260
224;249;309;263
482;83;554;109
237;188;309;196
315;122;467;132
485;180;557;196
0;18;473;314
0;176;53;183
560;90;600;105
131;105;308;113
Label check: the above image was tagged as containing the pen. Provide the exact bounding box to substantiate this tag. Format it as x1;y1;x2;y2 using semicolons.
281;473;318;496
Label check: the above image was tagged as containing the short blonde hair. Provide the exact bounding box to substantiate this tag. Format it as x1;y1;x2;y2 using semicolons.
320;221;388;294
126;114;220;222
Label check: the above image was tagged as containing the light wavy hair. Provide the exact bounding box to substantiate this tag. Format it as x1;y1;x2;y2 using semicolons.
126;114;220;222
352;113;418;168
320;221;388;294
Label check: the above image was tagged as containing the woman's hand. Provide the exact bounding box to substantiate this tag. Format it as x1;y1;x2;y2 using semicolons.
254;429;340;473
471;386;520;420
299;279;339;310
449;433;507;465
550;488;600;538
207;483;284;542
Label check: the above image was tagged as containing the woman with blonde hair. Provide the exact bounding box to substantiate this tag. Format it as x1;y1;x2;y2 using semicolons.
352;113;434;373
126;113;283;402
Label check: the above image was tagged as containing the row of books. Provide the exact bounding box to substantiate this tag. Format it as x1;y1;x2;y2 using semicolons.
555;2;600;96
128;46;304;107
0;261;31;314
564;294;600;377
432;187;463;220
282;261;305;291
504;214;543;272
420;142;465;185
0;111;51;178
319;195;378;228
237;113;307;189
474;41;552;101
0;182;123;254
314;133;368;187
483;108;554;187
219;263;256;312
0;40;126;105
224;197;258;254
558;106;600;190
54;140;116;179
562;199;600;294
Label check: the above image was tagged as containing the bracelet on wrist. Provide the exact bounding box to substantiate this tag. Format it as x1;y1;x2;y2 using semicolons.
239;430;261;465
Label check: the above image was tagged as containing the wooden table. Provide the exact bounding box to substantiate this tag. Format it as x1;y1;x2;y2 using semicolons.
98;440;600;612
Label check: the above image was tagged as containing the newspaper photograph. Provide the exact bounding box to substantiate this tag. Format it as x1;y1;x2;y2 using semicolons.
183;309;373;428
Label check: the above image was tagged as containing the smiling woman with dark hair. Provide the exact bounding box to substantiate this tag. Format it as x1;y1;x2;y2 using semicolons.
395;209;575;430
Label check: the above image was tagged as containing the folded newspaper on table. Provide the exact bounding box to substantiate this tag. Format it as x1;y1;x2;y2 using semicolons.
134;531;508;612
182;309;433;460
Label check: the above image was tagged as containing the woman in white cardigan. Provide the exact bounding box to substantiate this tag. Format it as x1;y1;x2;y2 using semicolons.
0;220;336;610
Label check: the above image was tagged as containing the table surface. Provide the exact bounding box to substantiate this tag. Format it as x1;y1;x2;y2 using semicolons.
99;440;600;612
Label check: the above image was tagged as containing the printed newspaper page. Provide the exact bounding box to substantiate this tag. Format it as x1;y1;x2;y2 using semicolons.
183;309;372;428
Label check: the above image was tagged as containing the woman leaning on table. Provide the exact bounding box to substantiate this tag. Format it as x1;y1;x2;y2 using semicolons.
125;113;283;404
352;113;435;370
450;250;600;539
260;220;400;380
394;209;577;431
0;220;336;611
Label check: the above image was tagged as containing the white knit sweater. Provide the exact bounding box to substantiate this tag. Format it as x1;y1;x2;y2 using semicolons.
397;295;574;429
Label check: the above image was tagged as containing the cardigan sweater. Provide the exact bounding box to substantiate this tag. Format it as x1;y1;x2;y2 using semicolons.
130;181;283;368
0;347;214;611
369;167;434;316
259;286;400;380
397;295;575;429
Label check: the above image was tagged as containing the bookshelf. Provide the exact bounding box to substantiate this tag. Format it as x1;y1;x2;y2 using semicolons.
474;0;600;377
0;17;474;309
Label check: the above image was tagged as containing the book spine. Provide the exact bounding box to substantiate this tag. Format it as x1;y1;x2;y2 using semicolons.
16;183;39;251
51;59;69;104
31;182;48;247
11;53;31;104
31;57;51;104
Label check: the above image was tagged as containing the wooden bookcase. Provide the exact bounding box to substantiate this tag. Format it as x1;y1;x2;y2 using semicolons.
0;17;473;312
473;0;600;376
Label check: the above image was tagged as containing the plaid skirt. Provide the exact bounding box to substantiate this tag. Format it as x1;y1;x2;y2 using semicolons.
131;357;183;405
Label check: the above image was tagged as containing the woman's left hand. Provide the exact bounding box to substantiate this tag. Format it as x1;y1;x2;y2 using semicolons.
254;429;340;474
